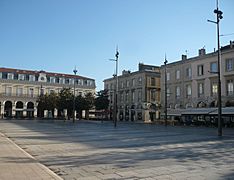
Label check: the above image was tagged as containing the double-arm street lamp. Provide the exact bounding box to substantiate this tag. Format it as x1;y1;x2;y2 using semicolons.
208;0;223;136
73;67;77;123
109;47;119;127
164;55;168;127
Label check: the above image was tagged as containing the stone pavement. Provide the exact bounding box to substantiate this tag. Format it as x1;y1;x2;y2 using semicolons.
0;131;63;180
0;119;234;180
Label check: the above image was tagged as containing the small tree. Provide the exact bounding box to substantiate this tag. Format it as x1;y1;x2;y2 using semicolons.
57;88;73;119
94;89;109;119
83;92;95;119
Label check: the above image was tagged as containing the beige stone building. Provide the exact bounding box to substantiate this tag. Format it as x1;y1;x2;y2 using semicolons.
161;41;234;121
0;67;95;118
104;63;161;122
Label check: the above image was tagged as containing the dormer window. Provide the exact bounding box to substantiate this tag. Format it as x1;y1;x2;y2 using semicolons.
50;77;55;83
59;77;65;84
8;73;14;80
29;75;35;81
18;74;25;80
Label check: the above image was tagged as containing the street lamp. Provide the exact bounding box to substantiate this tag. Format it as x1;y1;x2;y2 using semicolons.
73;67;77;123
208;0;223;136
164;55;168;127
109;47;119;127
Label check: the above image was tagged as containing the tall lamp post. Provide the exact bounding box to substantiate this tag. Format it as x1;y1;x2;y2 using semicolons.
208;0;223;136
109;47;119;127
164;55;168;127
73;67;77;123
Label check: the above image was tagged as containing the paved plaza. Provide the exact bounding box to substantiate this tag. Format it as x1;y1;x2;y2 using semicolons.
0;119;234;180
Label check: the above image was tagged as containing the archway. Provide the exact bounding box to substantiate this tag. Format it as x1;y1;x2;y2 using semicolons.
27;102;34;118
4;101;12;118
15;101;24;118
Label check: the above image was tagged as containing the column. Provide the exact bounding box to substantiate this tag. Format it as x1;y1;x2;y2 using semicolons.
54;108;58;118
1;104;4;119
12;104;16;118
23;104;27;117
34;108;37;118
64;109;67;119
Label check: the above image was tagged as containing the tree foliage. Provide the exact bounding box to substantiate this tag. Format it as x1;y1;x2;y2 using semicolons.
94;89;109;111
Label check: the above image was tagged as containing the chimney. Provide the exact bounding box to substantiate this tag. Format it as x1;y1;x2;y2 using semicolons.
182;54;187;60
199;48;206;56
230;41;234;48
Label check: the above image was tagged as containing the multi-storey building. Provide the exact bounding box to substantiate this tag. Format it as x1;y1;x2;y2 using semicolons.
104;63;161;122
0;67;95;118
161;41;234;121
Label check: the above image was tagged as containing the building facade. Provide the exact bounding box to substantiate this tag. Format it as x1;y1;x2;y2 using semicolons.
0;67;95;118
104;63;161;122
161;41;234;121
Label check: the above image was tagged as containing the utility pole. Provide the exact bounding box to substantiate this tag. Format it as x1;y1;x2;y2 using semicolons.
164;55;168;127
208;0;223;136
73;67;77;123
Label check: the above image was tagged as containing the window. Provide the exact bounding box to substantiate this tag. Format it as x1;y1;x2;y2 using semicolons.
110;93;113;103
198;83;204;97
126;80;130;87
132;90;135;102
132;78;135;86
16;87;23;96
226;58;234;72
227;80;234;96
167;88;170;97
210;62;218;72
29;88;34;97
121;81;124;88
126;92;129;102
197;65;204;76
176;86;180;98
138;77;142;85
0;73;2;79
50;77;55;83
212;83;218;96
166;72;170;81
186;84;192;97
6;87;12;96
151;77;156;86
151;89;156;101
77;79;83;85
186;68;192;78
18;74;25;80
176;70;180;80
8;73;14;80
59;78;65;84
29;75;35;81
138;90;142;102
120;93;124;102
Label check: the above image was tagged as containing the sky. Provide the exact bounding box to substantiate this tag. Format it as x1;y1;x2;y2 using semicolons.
0;0;234;91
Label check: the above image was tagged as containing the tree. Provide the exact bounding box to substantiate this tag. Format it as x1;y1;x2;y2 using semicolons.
83;92;95;119
94;89;109;119
57;88;73;119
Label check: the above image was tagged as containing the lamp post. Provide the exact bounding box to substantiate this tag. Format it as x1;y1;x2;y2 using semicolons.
109;47;119;127
208;0;223;136
164;55;168;127
73;67;77;123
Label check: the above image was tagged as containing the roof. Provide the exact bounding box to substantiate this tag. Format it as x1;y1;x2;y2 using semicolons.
0;67;94;80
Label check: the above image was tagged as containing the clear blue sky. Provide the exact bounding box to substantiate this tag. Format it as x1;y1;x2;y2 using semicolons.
0;0;233;91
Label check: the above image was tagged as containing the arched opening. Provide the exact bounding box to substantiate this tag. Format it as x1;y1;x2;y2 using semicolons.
130;105;135;121
15;101;24;118
186;103;193;109
210;101;216;107
4;101;12;118
27;102;34;118
226;100;234;107
197;101;207;108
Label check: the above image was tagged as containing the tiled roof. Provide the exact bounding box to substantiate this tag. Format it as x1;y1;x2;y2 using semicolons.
0;67;94;80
